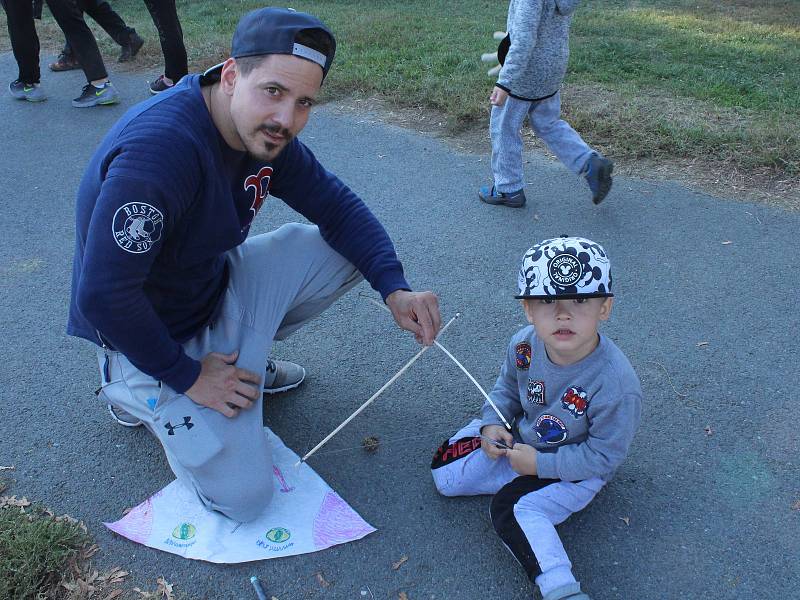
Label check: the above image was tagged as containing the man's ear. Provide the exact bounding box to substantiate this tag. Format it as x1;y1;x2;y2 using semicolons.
599;297;614;321
219;58;239;95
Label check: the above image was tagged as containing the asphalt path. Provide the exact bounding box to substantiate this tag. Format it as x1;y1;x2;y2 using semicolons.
1;52;798;600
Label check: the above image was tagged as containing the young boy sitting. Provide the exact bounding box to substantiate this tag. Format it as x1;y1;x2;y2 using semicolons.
431;236;641;600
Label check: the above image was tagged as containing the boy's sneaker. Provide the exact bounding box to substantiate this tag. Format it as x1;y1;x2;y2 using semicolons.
149;75;175;94
8;79;46;102
583;154;613;205
542;582;591;600
263;359;306;394
118;30;144;62
107;404;143;427
72;82;120;107
478;185;527;208
49;51;80;72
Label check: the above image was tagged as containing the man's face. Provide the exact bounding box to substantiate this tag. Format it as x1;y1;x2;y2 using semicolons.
522;297;613;366
226;54;323;161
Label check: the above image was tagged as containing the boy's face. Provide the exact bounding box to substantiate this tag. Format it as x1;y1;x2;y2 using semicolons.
522;297;613;366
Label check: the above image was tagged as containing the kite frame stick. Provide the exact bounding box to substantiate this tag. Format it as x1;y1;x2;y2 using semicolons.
296;313;460;465
361;294;512;430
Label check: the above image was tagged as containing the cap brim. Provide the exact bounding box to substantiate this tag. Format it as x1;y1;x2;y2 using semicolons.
514;292;614;300
200;62;225;83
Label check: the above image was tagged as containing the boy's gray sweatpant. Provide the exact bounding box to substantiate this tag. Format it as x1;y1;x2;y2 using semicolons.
431;419;604;596
490;91;595;194
95;223;362;523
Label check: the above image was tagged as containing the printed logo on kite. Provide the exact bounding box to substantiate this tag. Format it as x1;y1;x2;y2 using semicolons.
534;414;568;445
515;342;532;370
171;522;196;540
561;386;589;418
112;202;164;254
265;527;291;543
527;379;545;405
244;166;273;224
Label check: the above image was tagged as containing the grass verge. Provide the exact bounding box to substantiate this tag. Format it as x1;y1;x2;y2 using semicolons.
0;0;797;203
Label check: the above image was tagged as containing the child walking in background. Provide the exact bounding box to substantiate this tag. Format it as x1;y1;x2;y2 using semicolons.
479;1;614;208
432;236;641;600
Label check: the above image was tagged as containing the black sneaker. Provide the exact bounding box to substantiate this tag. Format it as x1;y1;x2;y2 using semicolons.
72;82;120;107
478;184;527;208
8;79;46;102
118;30;144;63
149;74;175;94
49;51;80;72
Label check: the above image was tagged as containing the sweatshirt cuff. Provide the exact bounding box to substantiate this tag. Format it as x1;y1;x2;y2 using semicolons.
372;267;410;301
536;452;559;479
161;353;202;394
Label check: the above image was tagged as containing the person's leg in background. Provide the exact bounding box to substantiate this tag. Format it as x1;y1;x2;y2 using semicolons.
81;0;144;62
142;0;188;93
44;0;121;107
2;0;47;101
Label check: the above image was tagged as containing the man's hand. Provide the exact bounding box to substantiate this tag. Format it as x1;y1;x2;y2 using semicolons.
385;290;441;346
505;443;538;476
490;85;508;107
185;350;261;417
481;424;514;460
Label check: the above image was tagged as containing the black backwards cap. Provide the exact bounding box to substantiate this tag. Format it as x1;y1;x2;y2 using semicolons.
203;7;336;82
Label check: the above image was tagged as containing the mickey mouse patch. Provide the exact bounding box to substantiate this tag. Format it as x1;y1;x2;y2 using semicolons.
527;379;545;405
515;342;532;370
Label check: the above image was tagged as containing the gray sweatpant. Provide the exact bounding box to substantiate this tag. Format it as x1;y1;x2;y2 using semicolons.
490;91;595;194
431;419;604;596
95;223;362;522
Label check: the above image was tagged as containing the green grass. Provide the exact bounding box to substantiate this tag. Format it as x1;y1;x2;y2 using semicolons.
0;502;89;599
2;0;798;183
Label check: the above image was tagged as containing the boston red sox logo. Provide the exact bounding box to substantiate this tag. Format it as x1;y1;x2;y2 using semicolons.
243;166;273;223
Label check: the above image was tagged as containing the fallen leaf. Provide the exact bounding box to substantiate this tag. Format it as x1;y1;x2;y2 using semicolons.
721;241;733;245
315;572;331;588
156;577;174;600
0;495;31;508
791;500;800;511
399;593;409;600
704;426;713;436
696;341;709;347
619;516;630;526
362;436;380;453
103;590;124;600
392;555;409;570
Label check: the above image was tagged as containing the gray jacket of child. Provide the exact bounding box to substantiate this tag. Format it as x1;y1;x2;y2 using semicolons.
497;0;580;101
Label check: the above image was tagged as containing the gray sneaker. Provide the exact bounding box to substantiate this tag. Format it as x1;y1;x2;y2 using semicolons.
263;359;306;394
72;82;120;107
107;404;143;427
9;79;46;102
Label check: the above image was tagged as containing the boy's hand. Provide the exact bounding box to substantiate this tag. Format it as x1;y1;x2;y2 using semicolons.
481;424;514;460
505;443;538;476
490;86;508;107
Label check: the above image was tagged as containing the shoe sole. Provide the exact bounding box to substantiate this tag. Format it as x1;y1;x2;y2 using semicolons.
591;162;614;205
107;404;143;427
72;98;120;108
478;194;526;208
263;367;306;395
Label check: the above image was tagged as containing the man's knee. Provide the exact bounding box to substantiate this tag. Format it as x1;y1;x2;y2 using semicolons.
210;474;274;523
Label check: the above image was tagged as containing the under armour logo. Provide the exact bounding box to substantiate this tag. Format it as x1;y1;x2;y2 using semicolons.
164;416;194;435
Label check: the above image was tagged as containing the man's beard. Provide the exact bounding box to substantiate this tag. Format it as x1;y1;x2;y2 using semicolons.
248;123;294;161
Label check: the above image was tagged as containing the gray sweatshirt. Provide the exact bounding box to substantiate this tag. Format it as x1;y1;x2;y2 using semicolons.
481;326;641;482
497;0;580;101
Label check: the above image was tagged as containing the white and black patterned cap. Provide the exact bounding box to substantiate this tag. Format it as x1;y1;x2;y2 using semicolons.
516;236;613;299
